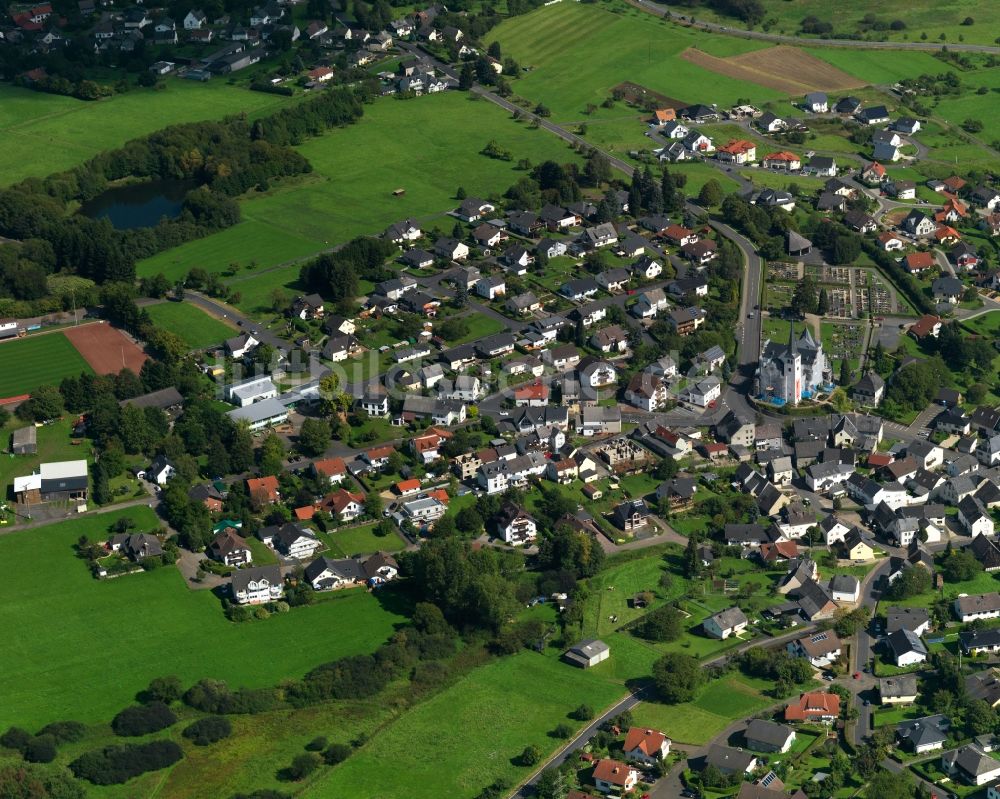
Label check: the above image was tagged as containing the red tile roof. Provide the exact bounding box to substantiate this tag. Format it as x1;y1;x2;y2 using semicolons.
763;151;799;162
246;476;279;502
909;314;941;338
313;457;346;479
784;691;840;721
867;453;894;468
395;478;421;494
904;252;935;272
514;382;549;401
592;758;636;786
294;505;316;520
324;488;365;514
623;727;669;757
718;139;756;155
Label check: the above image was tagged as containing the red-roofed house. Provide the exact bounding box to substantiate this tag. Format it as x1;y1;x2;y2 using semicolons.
395;478;422;496
877;231;904;252
784;691;841;723
307;66;334;82
904;252;936;274
663;225;698;246
428;488;450;505
868;452;894;469
942;176;966;193
363;446;395;468
322;488;366;521
936;198;968;223
760;541;799;565
861;161;886;185
909;314;942;339
592;758;639;794
623;728;671;765
312;457;347;485
514;381;549;407
411;427;452;463
247;476;280;506
762;151;802;171
652;108;676;124
699;442;728;461
935;225;961;245
716;139;757;165
294;505;316;521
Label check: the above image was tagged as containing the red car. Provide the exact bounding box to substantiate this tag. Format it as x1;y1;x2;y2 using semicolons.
853;671;861;679
707;400;717;408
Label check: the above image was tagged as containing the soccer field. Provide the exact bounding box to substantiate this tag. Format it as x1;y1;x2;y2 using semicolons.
144;301;236;350
0;507;410;729
0;331;93;398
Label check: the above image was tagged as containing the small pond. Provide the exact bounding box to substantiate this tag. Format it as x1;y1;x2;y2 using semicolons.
79;179;198;230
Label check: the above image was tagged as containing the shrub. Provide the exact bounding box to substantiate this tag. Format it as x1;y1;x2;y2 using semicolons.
305;736;328;752
184;679;280;715
322;743;352;765
551;723;574;739
69;740;183;785
37;721;86;744
111;702;177;737
0;727;31;751
23;735;57;764
144;676;183;704
182;716;233;746
569;704;594;721
286;753;321;781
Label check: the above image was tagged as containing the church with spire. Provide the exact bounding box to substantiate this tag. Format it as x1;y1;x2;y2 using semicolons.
756;323;831;405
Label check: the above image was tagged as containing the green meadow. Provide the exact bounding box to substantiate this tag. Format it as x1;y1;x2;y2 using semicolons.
0;507;409;729
137;91;583;313
0;81;293;186
144;301;237;350
487;1;782;123
303;651;625;799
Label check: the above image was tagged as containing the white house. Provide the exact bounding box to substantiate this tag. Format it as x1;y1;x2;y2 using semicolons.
703;607;748;640
231;566;283;605
955;593;1000;623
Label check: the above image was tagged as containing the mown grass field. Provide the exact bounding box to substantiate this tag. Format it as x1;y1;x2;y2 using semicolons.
137;91;583;313
322;521;406;557
144;300;236;350
302;651;625;799
631;673;775;745
0;507;409;729
487;2;783;123
0;331;93;398
806;48;951;86
691;1;1000;47
0;81;293;186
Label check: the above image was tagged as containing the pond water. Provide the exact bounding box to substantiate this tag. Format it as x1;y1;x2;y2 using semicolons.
79;179;197;230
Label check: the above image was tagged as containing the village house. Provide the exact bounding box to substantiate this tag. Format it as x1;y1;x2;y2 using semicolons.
231;565;283;605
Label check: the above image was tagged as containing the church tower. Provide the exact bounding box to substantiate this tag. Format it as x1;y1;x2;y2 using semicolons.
782;323;803;405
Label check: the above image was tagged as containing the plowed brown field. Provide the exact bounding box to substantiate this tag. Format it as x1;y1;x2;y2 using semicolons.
680;45;866;95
